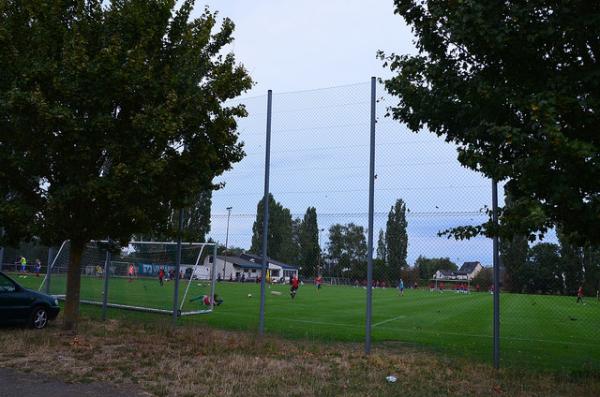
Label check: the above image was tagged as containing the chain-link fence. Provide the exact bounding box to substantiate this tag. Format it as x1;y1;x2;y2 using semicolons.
206;80;600;372
3;79;598;372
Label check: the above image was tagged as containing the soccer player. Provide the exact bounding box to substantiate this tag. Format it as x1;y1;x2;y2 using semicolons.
576;286;584;304
315;275;323;291
190;294;223;307
398;278;404;296
290;275;300;299
128;264;135;282
34;259;42;277
158;267;165;286
20;256;27;273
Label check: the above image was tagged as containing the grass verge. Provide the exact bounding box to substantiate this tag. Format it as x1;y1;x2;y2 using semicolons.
1;314;599;396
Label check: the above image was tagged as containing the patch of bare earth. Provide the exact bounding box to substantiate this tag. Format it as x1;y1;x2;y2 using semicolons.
1;317;598;397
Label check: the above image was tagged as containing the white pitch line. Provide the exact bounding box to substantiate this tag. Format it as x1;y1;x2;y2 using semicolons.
211;311;598;348
373;315;406;327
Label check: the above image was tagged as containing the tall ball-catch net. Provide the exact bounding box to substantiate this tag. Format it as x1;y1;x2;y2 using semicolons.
39;240;218;315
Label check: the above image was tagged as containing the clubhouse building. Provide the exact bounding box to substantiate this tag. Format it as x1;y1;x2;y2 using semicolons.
202;253;298;282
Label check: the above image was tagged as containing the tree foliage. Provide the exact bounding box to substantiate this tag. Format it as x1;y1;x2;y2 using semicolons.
326;223;367;280
298;207;320;278
414;256;457;281
381;1;600;245
250;194;296;264
524;243;563;294
0;0;252;328
385;199;408;279
472;267;493;291
500;192;529;292
376;229;386;261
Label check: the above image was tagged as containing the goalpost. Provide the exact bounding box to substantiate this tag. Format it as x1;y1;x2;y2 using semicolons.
431;278;471;293
39;240;219;316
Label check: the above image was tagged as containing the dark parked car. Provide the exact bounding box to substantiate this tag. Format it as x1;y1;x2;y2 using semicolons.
0;271;60;329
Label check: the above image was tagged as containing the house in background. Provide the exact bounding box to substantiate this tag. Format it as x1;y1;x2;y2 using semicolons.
433;261;484;281
455;261;484;280
433;269;455;280
202;253;298;282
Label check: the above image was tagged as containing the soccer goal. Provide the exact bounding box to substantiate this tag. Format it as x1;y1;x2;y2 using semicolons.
430;278;471;293
38;240;220;316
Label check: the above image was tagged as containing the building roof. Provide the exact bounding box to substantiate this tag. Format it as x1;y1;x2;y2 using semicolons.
239;253;298;270
437;269;454;276
458;261;480;274
216;254;298;270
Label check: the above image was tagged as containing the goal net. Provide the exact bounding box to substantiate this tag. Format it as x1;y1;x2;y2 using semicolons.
429;278;472;293
38;240;219;316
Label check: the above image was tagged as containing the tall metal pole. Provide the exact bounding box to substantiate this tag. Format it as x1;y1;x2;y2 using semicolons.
210;243;218;310
101;244;111;321
492;179;500;369
258;90;273;336
223;207;232;279
0;228;4;271
172;208;184;325
46;247;56;294
365;77;376;354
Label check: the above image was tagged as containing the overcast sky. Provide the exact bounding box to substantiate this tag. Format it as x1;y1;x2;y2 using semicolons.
196;0;415;95
189;1;499;266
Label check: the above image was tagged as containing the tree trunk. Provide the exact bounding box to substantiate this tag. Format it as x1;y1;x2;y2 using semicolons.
63;240;85;331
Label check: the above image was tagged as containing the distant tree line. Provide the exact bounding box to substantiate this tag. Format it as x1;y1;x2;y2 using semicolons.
250;196;410;283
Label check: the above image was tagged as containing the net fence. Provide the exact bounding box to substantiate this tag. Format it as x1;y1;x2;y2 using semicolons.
37;241;218;317
3;80;598;372
204;81;600;371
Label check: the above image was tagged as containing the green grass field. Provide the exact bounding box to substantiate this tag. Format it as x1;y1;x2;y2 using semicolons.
12;273;600;372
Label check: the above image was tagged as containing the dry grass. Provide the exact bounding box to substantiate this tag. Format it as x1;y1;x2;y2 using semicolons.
1;317;599;397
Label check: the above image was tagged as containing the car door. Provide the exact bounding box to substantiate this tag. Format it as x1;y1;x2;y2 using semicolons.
0;273;33;322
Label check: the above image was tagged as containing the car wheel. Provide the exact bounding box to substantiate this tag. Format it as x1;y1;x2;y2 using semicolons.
30;306;49;329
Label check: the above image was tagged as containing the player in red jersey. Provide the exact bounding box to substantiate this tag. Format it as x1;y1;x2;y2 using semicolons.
158;267;165;286
576;286;584;304
290;275;300;299
315;275;323;291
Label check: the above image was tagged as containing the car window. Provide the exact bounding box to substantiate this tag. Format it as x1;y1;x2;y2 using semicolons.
0;274;16;293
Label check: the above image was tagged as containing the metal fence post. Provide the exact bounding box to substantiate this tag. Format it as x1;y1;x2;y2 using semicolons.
365;77;376;354
0;228;3;271
492;179;500;369
209;243;218;311
259;89;273;336
102;247;111;321
172;208;184;326
46;247;56;294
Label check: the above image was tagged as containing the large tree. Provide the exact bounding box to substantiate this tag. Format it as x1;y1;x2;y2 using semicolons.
139;189;212;243
376;229;386;261
327;223;367;280
525;243;563;294
250;194;296;263
0;0;252;329
414;256;457;281
298;207;320;278
500;192;529;293
381;1;600;245
385;199;408;281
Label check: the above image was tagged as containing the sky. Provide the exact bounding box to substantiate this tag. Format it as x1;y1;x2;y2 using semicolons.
195;0;415;95
189;1;500;266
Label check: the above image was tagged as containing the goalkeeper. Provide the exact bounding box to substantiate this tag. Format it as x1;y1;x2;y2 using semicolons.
190;293;223;307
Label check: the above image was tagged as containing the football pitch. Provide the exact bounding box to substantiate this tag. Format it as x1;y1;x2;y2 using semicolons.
14;274;600;372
